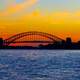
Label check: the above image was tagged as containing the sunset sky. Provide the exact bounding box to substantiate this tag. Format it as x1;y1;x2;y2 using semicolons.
0;0;80;41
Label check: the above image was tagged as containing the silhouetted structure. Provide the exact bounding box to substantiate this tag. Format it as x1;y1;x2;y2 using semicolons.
0;31;80;49
65;37;72;49
0;38;3;47
4;31;63;46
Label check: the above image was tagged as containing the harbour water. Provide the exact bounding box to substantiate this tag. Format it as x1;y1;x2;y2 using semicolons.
0;50;80;80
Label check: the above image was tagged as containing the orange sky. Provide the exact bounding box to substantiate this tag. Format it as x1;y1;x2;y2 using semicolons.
0;0;80;42
0;11;80;42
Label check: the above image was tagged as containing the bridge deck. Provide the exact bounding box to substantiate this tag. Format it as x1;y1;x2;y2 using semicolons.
5;41;54;43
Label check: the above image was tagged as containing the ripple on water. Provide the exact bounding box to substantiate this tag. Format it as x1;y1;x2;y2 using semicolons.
0;50;79;80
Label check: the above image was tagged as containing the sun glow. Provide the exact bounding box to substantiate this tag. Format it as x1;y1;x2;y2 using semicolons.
0;0;80;42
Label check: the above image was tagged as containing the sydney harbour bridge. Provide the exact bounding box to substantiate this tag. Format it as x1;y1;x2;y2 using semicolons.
0;31;76;49
0;31;79;49
3;31;63;46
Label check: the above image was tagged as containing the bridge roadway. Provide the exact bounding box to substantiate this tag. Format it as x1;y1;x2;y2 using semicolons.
5;41;54;43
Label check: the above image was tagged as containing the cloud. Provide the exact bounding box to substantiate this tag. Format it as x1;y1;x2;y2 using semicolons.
0;0;38;16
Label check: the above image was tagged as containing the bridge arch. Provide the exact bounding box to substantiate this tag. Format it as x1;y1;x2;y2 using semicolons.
4;31;63;45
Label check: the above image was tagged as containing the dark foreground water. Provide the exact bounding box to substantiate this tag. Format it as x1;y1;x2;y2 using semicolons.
0;50;80;80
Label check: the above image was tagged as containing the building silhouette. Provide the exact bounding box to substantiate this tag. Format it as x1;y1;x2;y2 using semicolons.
65;37;72;49
0;38;3;47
